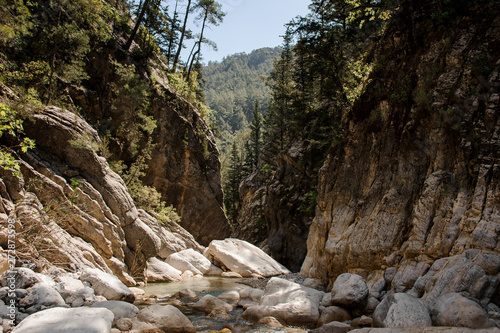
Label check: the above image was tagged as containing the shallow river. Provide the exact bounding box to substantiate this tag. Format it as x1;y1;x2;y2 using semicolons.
140;277;308;333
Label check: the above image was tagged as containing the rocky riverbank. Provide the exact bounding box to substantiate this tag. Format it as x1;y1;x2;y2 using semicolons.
4;252;500;333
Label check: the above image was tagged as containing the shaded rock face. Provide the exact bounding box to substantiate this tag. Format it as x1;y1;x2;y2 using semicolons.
143;90;230;246
234;141;319;272
301;0;500;291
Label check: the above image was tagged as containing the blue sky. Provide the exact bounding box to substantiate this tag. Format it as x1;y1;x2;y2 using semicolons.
186;0;312;63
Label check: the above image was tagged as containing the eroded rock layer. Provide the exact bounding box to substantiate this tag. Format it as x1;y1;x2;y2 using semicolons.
301;0;500;295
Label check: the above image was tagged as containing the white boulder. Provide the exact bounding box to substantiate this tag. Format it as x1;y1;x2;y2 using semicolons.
80;268;134;303
166;249;212;275
145;257;182;282
12;307;114;333
207;238;290;277
90;300;139;324
242;277;323;327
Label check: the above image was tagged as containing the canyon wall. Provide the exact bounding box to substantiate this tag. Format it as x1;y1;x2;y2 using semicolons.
301;0;500;295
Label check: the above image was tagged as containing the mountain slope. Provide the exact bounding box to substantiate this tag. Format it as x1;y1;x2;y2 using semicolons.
203;47;281;135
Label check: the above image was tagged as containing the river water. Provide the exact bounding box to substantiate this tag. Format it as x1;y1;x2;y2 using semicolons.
140;277;308;333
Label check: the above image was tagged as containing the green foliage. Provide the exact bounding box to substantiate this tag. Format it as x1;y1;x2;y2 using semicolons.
157;204;181;224
0;103;35;178
203;47;281;134
223;141;243;224
0;0;120;105
255;217;267;228
69;133;101;153
110;61;155;156
0;0;32;46
300;190;317;216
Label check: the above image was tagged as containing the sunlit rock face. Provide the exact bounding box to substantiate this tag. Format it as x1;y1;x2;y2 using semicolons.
2;106;204;283
206;238;291;278
301;0;500;298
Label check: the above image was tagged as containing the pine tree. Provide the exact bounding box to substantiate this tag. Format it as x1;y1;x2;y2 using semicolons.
224;141;243;223
249;100;262;169
186;0;225;79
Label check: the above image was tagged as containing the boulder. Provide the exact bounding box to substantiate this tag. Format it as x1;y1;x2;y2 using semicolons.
145;258;182;282
257;316;283;328
221;271;242;278
217;289;240;306
207;238;290;277
351;315;373;328
80;268;135;303
413;250;500;306
137;304;196;333
239;287;264;301
54;275;94;305
373;293;432;328
331;273;369;309
430;293;494;328
171;289;198;302
192;294;233;317
19;283;66;313
242;277;323;327
317;306;351;327
205;264;223;276
309;321;352;333
165;249;212;275
11;306;114;333
1;268;41;289
90;300;139;324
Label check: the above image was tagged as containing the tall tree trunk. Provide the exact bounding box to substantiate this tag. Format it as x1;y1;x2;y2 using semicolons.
124;0;151;50
187;9;207;79
166;0;180;66
172;0;192;71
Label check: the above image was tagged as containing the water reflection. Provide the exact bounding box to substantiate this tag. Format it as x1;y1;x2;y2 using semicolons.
140;276;248;297
139;277;307;333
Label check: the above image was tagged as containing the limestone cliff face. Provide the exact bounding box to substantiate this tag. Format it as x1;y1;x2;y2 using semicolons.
301;0;500;294
0;106;202;283
143;86;230;246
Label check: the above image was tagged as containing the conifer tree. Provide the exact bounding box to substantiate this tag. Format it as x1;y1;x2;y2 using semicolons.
249;100;262;169
186;0;225;79
224;141;243;222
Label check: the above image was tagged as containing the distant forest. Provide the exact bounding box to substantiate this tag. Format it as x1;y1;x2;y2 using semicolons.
203;47;281;135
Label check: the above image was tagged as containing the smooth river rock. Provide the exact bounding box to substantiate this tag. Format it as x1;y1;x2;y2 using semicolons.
207;238;290;277
242;277;323;327
166;248;212;275
145;257;182;282
331;273;369;309
80;268;135;303
12;307;114;333
373;293;432;328
90;300;139;324
430;293;494;328
137;304;196;333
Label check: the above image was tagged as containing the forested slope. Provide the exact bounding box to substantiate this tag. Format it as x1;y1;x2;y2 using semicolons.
0;0;230;280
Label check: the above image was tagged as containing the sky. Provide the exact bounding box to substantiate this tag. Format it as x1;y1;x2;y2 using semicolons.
187;0;312;64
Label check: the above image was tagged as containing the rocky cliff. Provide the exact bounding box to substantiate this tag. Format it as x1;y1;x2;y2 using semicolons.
301;0;500;300
0;104;207;283
143;84;230;246
234;140;322;272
